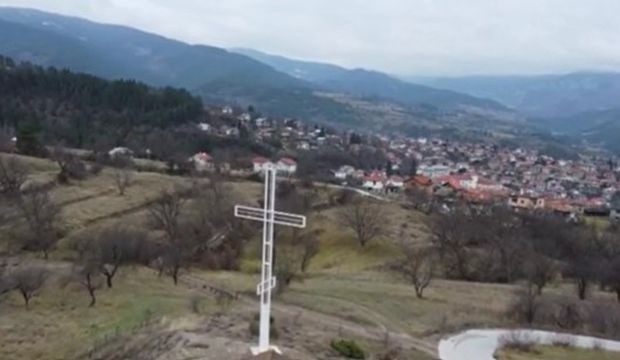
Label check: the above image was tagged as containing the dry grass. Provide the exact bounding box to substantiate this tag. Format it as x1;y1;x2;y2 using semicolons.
0;267;215;360
281;274;513;337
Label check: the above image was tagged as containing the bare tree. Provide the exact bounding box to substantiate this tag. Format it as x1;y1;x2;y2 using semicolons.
406;187;434;214
148;190;192;285
75;227;147;288
482;206;526;283
564;227;599;300
51;146;88;182
113;168;133;196
191;175;234;233
0;156;29;195
429;209;472;280
396;243;434;298
149;190;184;242
524;253;555;295
338;198;388;247
65;261;104;307
298;229;322;273
509;282;541;325
7;264;48;308
15;189;62;259
275;245;301;294
603;257;620;303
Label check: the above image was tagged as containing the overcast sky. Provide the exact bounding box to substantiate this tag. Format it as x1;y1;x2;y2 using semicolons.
1;0;620;76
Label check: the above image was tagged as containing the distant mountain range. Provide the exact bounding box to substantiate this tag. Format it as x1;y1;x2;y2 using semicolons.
412;73;620;118
0;7;509;130
408;73;620;153
234;48;504;111
1;7;619;153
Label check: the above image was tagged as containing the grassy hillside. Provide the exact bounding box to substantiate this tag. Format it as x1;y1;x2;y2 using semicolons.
2;153;620;359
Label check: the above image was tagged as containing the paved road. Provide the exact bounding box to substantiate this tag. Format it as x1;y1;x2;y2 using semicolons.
438;329;620;360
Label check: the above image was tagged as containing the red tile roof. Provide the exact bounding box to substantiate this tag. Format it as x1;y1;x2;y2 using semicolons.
194;152;212;162
253;156;270;164
278;157;297;166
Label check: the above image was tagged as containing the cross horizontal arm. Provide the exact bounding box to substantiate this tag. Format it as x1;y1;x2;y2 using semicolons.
256;277;277;295
234;205;306;228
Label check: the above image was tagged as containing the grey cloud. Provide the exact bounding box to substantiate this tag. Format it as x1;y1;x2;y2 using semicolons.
1;0;620;75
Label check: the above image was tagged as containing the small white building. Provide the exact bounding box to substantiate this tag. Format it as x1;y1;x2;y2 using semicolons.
197;123;211;132
386;176;405;191
277;157;297;175
222;106;234;115
108;147;133;159
252;157;297;175
253;157;272;173
238;113;252;122
363;171;386;192
191;152;214;172
334;165;356;180
297;141;310;150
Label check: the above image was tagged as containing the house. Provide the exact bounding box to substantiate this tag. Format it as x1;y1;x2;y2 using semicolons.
405;175;433;190
276;157;297;175
386;176;405;192
222;106;234;115
363;170;386;192
509;195;545;210
611;192;620;221
224;127;240;137
418;164;451;179
108;147;133;159
255;117;268;128
252;157;272;173
297;141;310;150
334;165;356;180
197;123;211;132
191;152;214;172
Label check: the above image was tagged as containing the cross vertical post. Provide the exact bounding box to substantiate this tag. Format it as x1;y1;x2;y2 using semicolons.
234;164;306;356
259;163;275;353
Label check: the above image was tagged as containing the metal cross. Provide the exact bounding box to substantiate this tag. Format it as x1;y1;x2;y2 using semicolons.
234;164;306;355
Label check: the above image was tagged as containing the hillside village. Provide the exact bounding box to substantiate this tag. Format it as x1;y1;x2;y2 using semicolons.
159;104;620;221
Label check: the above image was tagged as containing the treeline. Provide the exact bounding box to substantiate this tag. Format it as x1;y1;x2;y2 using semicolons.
0;55;204;151
429;205;620;297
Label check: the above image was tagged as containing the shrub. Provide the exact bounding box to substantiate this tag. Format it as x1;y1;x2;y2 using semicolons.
330;339;366;359
498;331;539;353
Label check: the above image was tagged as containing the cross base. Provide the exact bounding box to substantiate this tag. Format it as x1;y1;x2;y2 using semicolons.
250;345;282;357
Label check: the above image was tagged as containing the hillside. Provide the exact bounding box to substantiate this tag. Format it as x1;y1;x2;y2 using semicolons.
531;108;620;154
414;72;620;118
0;55;204;152
0;7;364;126
235;48;506;110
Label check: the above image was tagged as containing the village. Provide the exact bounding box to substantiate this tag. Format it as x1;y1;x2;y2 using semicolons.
179;105;620;222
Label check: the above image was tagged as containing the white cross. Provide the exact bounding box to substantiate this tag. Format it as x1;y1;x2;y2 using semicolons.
234;164;306;355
